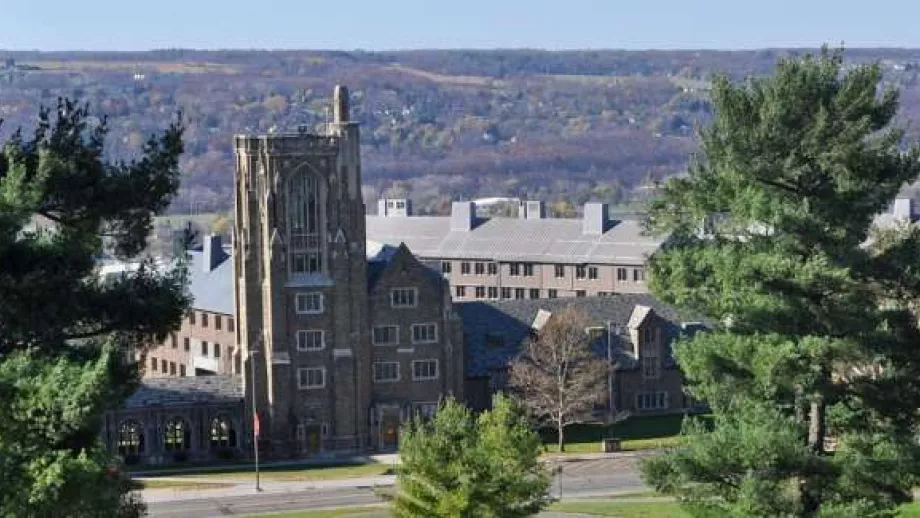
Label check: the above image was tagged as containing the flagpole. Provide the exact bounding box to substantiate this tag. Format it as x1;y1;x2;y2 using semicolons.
250;340;261;492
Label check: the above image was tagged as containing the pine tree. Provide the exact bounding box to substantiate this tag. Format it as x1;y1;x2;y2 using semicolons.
392;395;551;517
641;48;920;517
0;99;188;517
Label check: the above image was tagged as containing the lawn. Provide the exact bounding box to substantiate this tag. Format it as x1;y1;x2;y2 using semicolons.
150;461;393;482
540;414;707;454
550;498;688;517
131;479;235;491
240;507;388;518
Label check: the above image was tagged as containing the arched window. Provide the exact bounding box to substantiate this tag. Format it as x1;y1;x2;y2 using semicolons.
210;415;237;449
117;420;144;456
164;418;190;452
287;172;322;274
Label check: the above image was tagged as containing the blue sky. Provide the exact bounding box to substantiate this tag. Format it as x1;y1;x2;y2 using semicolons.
2;0;919;51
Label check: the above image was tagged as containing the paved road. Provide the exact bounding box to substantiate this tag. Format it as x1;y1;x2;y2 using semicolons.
145;456;647;517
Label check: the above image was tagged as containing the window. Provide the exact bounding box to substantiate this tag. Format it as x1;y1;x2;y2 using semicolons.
412;323;438;344
210;415;236;449
161;359;167;373
228;317;235;332
201;312;209;328
391;288;417;308
642;355;660;379
637;392;668;411
164;418;190;452
150;356;157;372
586;327;606;342
373;362;400;382
297;367;325;389
373;325;399;345
215;315;222;331
412;359;439;381
529;288;540;299
554;264;565;278
576;265;587;279
576;290;587;298
597;291;612;297
188;311;196;325
183;337;190;351
201;341;209;356
475;286;486;299
170;333;177;349
214;343;220;358
523;263;534;277
455;286;466;298
180;365;186;377
488;286;499;299
509;263;521;276
474;262;485;275
441;261;452;274
288;171;323;274
634;268;646;282
514;288;525;299
297;330;325;351
589;267;599;280
461;262;471;275
485;333;505;349
501;287;512;299
617;267;628;281
296;292;324;314
117;420;144;456
548;289;558;299
487;263;498;276
169;362;176;376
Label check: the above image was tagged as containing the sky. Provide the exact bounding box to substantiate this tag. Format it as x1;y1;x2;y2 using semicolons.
2;0;920;51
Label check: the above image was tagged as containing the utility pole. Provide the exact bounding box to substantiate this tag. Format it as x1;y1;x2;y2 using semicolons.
250;337;262;492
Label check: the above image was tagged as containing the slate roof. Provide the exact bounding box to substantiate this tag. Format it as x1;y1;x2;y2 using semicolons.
456;294;704;377
366;216;664;266
123;375;243;409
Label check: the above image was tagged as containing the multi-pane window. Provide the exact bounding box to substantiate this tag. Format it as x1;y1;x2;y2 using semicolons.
642;355;660;379
228;317;235;332
529;289;540;299
161;359;167;373
474;262;485;275
297;330;325;351
523;263;534;277
487;263;498;276
391;288;417;308
188;311;196;325
637;392;667;410
412;323;438;344
183;337;190;351
169;362;176;376
461;262;471;275
514;288;525;299
201;341;209;356
441;261;452;274
412;359;439;381
215;315;222;330
296;292;324;314
373;325;399;345
150;356;157;372
576;265;587;279
373;362;400;382
180;364;186;377
288;172;322;274
475;286;486;299
617;268;628;281
201;312;209;328
170;333;178;349
501;287;512;299
509;263;521;276
588;267;599;280
117;420;144;456
214;343;220;358
488;286;499;299
634;268;646;282
548;289;558;299
298;367;325;389
456;286;467;298
210;415;235;449
164;418;189;451
554;264;565;278
576;290;587;298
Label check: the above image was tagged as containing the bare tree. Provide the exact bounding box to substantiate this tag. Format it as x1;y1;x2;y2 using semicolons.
509;308;609;452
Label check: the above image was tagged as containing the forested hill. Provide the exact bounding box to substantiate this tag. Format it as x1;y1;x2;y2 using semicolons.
3;48;920;214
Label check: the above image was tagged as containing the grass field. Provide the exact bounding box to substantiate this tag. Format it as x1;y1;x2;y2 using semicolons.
240;507;387;518
540;414;701;454
146;461;393;482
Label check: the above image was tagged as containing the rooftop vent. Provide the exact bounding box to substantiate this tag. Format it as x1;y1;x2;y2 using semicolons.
451;201;477;232
582;202;609;235
518;200;547;220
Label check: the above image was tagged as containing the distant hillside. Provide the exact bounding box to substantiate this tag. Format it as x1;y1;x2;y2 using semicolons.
2;49;920;214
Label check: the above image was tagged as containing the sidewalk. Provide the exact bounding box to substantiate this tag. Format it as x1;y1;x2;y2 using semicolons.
130;452;400;477
140;475;397;503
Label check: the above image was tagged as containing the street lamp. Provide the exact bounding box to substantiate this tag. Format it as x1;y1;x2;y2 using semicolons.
250;336;262;492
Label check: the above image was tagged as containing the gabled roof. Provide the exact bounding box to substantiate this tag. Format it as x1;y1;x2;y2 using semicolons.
366;216;663;266
366;242;445;292
627;305;653;329
123;375;243;409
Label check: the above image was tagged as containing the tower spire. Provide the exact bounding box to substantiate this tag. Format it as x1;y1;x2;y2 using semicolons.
333;84;350;123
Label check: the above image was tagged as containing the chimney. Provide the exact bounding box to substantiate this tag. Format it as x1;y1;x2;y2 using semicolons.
202;234;225;272
333;84;349;123
451;201;476;232
893;197;914;222
518;200;547;220
582;202;609;235
378;198;413;217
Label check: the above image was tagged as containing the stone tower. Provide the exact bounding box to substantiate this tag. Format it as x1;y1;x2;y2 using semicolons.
234;85;369;453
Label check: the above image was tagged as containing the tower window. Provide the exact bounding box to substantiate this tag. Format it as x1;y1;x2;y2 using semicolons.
288;172;323;274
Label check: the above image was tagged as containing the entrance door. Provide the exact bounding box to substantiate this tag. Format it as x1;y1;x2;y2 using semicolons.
296;424;322;456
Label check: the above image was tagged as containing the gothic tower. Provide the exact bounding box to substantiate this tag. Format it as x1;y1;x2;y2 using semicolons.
234;85;370;453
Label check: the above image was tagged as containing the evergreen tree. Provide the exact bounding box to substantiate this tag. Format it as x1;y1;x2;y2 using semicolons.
392;395;551;517
0;99;188;517
641;48;920;517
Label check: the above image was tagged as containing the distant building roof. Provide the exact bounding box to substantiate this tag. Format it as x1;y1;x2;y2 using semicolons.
187;247;235;315
123;375;243;409
366;216;663;266
457;294;702;377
